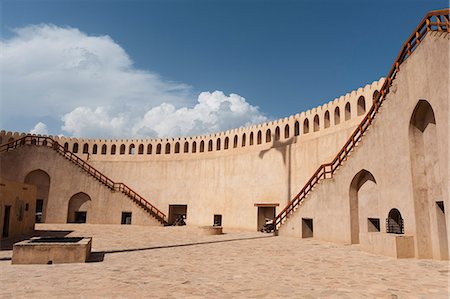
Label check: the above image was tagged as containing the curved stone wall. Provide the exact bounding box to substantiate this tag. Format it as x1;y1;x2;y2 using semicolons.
0;78;384;162
0;78;384;230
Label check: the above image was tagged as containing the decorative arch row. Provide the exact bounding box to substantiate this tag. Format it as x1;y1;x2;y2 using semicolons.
55;91;378;156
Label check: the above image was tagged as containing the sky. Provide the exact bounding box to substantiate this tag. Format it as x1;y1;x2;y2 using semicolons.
0;0;447;138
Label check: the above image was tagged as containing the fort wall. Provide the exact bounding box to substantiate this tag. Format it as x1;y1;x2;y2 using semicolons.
0;80;384;230
279;31;449;260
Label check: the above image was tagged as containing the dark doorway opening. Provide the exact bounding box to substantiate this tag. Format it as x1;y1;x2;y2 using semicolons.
74;211;87;223
214;214;222;226
257;206;276;231
2;206;11;238
121;212;132;225
302;218;313;238
168;205;187;225
35;199;44;223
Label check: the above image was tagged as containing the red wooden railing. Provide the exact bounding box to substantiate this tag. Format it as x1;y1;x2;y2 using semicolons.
273;9;449;230
0;135;168;224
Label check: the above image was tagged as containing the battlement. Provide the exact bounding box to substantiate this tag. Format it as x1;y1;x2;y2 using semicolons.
0;78;384;158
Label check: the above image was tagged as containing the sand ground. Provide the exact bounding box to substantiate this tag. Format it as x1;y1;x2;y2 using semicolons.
0;223;449;298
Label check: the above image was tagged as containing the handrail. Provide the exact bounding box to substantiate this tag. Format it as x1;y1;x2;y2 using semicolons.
273;9;449;230
0;135;168;224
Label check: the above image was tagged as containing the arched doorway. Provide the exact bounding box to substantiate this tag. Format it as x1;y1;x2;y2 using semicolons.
409;100;447;259
349;169;377;244
67;192;91;223
24;169;50;223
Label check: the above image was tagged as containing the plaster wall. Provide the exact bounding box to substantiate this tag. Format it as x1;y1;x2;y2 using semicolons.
278;32;449;260
0;177;36;240
0;147;161;226
0;79;383;231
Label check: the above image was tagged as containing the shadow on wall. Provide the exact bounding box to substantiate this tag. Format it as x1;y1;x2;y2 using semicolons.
258;135;297;203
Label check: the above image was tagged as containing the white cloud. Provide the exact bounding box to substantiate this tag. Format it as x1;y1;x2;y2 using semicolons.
30;122;48;135
2;24;267;138
62;91;267;138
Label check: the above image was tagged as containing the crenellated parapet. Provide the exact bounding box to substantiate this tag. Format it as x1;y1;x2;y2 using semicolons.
0;78;384;159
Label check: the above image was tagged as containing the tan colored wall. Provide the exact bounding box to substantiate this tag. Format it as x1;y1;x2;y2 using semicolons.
0;147;161;226
0;177;37;240
0;80;383;231
279;31;449;260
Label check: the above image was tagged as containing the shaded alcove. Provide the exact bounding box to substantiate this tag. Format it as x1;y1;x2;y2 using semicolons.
24;169;50;223
67;192;91;223
349;169;377;244
409;99;447;259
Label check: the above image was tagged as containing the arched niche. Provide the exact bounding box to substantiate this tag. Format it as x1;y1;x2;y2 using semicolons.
67;192;91;223
349;169;377;244
24;169;51;223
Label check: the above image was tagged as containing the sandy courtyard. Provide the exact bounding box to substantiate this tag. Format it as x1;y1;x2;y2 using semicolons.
0;224;449;298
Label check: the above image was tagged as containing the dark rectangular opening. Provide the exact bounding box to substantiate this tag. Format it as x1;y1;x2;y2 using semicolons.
74;211;87;223
302;218;313;238
214;214;222;226
35;199;44;223
121;212;132;225
437;201;445;213
2;206;11;238
257;206;276;231
368;218;380;232
168;205;187;225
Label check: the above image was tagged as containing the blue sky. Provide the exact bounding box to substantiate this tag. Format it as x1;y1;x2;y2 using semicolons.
1;0;447;138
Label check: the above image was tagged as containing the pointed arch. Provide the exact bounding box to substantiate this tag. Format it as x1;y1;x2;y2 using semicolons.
233;135;238;148
303;119;309;134
156;143;161;154
266;129;271;143
101;144;107;155
138;144;144;154
208;140;213;151
184;141;189;153
83;143;89;154
192;141;197;153
249;132;254;145
345;102;351;120
129;144;135;155
175;142;180;153
165;143;171;154
224;137;229;149
294;121;300;136
334;107;341;125
147;144;152;154
257;130;262;144
313;115;320;132
324;110;330;128
284;124;289;138
216;138;221;150
242;133;246;147
349;169;377;244
274;126;280;141
73;143;79;153
200;140;205;152
120;144;126;155
357;96;366;116
111;144;116;155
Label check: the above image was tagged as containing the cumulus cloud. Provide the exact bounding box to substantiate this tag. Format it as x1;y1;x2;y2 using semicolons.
62;91;267;138
30;122;49;135
2;24;267;138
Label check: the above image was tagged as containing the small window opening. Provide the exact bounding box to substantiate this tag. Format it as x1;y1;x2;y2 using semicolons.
214;214;222;226
368;218;380;232
121;212;132;225
302;218;313;238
